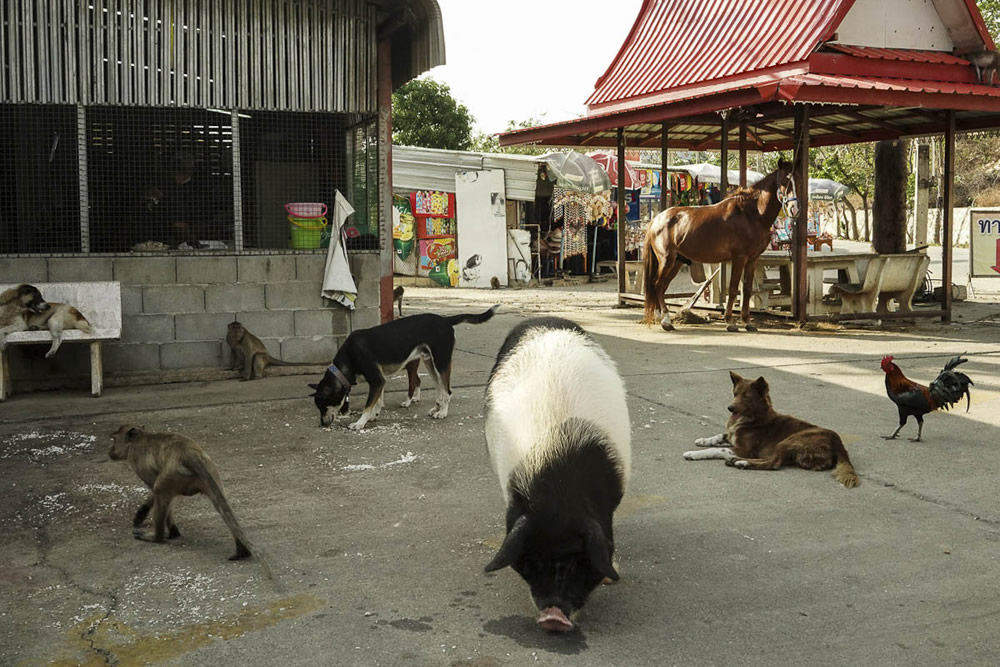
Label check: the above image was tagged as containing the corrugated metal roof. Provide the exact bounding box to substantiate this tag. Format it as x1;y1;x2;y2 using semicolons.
391;146;541;201
824;44;968;64
587;0;853;108
787;73;1000;97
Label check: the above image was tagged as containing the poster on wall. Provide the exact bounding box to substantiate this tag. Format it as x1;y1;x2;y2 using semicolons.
455;169;508;288
969;209;1000;278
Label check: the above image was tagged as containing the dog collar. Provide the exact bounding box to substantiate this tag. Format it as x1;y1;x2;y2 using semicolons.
327;364;353;391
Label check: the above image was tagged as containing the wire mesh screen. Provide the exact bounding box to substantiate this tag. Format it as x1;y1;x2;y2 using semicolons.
87;106;235;253
0;104;81;254
0;104;380;255
239;110;378;251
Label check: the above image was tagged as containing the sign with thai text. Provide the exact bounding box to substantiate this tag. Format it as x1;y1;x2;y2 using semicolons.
970;209;1000;278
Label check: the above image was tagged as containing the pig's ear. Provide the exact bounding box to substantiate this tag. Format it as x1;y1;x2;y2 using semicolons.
584;521;618;581
308;383;319;390
485;516;529;572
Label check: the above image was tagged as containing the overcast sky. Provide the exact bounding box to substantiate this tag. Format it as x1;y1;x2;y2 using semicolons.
426;0;644;135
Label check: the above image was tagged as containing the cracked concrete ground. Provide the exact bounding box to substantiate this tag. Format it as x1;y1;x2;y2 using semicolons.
1;283;999;666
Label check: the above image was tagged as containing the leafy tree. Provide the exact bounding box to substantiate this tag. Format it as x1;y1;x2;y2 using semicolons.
811;143;876;240
471;118;549;156
978;0;1000;40
391;78;474;151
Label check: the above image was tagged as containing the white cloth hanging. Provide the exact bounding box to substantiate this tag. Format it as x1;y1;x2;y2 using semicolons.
321;191;358;309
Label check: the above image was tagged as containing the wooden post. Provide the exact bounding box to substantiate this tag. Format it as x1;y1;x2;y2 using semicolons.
793;105;810;322
913;143;930;246
942;111;955;322
661;123;669;211
720;114;729;194
739;121;748;187
0;348;10;401
90;342;104;397
617;127;627;302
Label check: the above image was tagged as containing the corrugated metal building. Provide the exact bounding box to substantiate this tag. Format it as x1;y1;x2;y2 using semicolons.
0;0;443;389
392;145;542;202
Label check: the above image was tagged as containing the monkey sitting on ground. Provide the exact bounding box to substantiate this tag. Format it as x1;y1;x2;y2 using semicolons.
108;424;272;578
393;285;404;318
969;48;999;85
226;321;317;380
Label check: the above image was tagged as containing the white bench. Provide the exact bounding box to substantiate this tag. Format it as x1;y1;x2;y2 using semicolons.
827;253;930;315
0;282;122;400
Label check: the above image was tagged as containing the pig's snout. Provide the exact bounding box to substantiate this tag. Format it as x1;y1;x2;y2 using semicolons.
537;606;573;632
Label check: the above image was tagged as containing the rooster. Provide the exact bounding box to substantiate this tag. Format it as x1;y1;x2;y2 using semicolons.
880;354;974;442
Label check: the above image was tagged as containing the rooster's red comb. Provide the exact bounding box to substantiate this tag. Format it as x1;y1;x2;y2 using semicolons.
880;355;895;371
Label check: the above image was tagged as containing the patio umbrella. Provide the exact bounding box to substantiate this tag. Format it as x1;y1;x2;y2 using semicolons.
586;151;639;190
675;163;765;185
540;151;611;194
808;178;849;201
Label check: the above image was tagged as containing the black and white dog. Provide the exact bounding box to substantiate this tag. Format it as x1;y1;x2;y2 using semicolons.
483;317;631;632
309;305;498;431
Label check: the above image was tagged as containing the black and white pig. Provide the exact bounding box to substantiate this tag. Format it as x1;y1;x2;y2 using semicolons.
483;317;631;632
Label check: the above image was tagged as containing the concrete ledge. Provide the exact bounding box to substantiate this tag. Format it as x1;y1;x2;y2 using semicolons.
0;258;48;282
295;254;327;281
113;257;176;284
238;255;298;283
48;257;114;282
177;256;238;284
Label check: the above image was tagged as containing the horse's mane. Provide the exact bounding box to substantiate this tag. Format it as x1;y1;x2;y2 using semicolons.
723;168;782;204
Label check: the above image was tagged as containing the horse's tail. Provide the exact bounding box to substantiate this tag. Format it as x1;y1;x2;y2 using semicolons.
642;232;660;325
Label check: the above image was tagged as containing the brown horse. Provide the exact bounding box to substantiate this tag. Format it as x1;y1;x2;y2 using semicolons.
642;160;796;332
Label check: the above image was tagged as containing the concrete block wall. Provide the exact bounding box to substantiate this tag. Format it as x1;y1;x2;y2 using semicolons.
3;253;382;390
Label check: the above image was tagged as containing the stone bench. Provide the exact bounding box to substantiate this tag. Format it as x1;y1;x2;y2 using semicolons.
827;253;930;315
1;282;122;400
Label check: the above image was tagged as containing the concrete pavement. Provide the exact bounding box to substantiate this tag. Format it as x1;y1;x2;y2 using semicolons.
2;284;999;666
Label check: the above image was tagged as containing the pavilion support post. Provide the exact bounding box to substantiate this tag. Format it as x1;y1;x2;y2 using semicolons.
720;114;729;194
793;105;810;323
942;110;955;322
617;127;627;302
739;121;748;187
661;123;670;211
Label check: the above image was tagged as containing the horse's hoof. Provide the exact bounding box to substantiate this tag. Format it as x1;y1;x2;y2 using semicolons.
726;324;740;333
660;321;675;331
745;324;758;333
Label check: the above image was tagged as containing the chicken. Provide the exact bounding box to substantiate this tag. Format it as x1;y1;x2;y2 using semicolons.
880;354;974;442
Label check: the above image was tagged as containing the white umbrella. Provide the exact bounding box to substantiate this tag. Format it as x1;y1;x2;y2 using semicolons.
675;163;765;185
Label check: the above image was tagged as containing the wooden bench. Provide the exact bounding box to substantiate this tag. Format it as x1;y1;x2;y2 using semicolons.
827;253;930;315
1;282;122;400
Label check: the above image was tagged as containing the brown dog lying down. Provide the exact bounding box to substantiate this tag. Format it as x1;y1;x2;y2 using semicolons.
684;371;859;488
27;302;94;358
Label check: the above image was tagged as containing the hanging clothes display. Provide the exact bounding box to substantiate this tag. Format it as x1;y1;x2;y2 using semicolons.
552;187;591;259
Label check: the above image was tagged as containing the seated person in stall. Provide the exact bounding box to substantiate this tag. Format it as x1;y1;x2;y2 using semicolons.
141;152;228;249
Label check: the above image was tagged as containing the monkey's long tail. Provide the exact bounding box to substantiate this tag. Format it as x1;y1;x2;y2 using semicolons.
186;456;275;580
